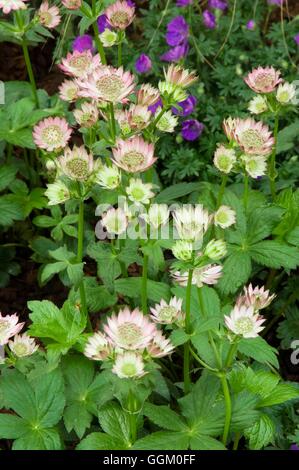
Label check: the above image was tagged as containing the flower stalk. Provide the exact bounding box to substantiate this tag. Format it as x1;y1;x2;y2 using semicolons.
183;268;193;394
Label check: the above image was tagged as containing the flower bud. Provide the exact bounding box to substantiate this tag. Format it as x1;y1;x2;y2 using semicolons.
204;239;227;260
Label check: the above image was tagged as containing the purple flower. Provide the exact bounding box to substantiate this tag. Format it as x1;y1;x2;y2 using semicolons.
161;41;189;62
172;95;197;117
135;54;152;74
72;34;93;52
166;15;189;47
246;20;255;30
203;10;216;29
126;0;135;6
148;98;163;114
267;0;283;5
294;34;299;45
181;119;204;141
290;444;299;451
97;14;111;33
208;0;227;10
176;0;193;6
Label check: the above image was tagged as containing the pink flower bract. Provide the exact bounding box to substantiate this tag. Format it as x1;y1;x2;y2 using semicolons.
112;136;157;173
33;117;72;151
244;66;282;93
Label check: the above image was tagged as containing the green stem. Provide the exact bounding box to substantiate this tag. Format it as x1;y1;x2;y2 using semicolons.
118;41;122;67
77;192;91;330
233;432;240;450
269;113;279;200
141;254;148;314
198;287;222;369
189;345;218;373
225;342;239;368
217;174;228;208
221;374;232;447
22;40;39;108
127;391;138;443
152;107;167;130
92;0;107;64
109;102;116;142
183;269;193;394
243;173;249;211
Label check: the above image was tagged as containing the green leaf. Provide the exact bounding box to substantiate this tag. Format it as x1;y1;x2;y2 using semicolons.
249;241;299;270
143;403;187;432
238;337;279;368
114;277;170;302
12;427;62;450
98;403;130;443
0;194;24;226
40;261;66;284
33;215;57;228
258;383;299;407
0;414;28;439
218;250;252;295
133;431;189;450
230;392;260;432
0;370;36;422
170;329;190;346
245;414;275;450
77;432;128;450
190;434;226;450
277;120;299;154
155;182;200;203
0;164;17;191
67;262;84;287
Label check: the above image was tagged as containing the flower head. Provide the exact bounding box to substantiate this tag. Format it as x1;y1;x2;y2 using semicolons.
209;0;227;10
246;20;255;30
147;331;175;358
222;117;238;141
172;95;197;117
172;264;223;288
97;14;112;33
204;239;227;260
106;0;135;30
276;82;296;104
214;205;236;229
248;95;268;114
173;205;210;241
242;154;267;179
112;136;157;173
58;146;94;181
150;297;184;325
214;146;236;174
225;305;265;338
166;16;189;47
96;164;121;190
73;34;94;52
244;67;282;93
59;50;100;77
126;178;155;205
113;352;145;378
0;313;24;346
203;10;216;29
294;34;299;46
45;180;70;205
0;0;28;14
159;80;187;102
59;79;79;102
161;42;189;63
73;102;99;128
172;240;193;261
176;0;193;6
135;54;152;74
100;29;118;47
104;307;156;350
156;110;178;133
181;119;204;141
128;104;151;131
137;84;160;107
84;332;111;361
38;2;61;29
233;118;274;155
62;0;82;8
240;284;276;311
164;64;197;88
33;117;72;151
101;208;128;235
141;204;170;229
9;333;38;357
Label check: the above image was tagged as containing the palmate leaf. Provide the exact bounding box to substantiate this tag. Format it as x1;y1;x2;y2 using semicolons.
238;337;279;368
245;414;275;450
249;241;299;270
217;249;252;295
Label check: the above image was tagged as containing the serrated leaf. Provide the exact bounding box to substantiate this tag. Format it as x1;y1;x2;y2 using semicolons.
133;431;189;450
238;337;279;368
258;383;299;407
245;414;275;450
143;403;187;432
249;241;299;270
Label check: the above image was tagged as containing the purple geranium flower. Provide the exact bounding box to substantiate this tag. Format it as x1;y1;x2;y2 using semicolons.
166;15;189;46
97;14;111;33
161;41;189;62
148;98;163;114
135;54;152;74
267;0;283;5
203;10;216;29
294;34;299;45
172;95;197;117
208;0;227;10
181;119;204;141
246;20;255;30
290;444;299;451
72;34;93;52
176;0;193;6
126;0;135;6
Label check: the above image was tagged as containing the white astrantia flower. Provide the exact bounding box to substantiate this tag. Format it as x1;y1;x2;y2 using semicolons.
150;297;184;325
204;239;227;261
242;154;267;178
158;81;187;103
45;180;71;205
276;82;296;105
100;29;118;47
213;146;236;174
147;331;175;358
112;352;145;379
172;240;193;261
9;333;38;357
224;304;266;338
173;205;210;242
126;178;155;205
156;111;178;133
248;95;268;114
96;164;121;190
238;284;276;311
214;205;236;229
101;207;128;235
172;264;223;288
84;332;111;361
141;204;169;229
0;313;24;346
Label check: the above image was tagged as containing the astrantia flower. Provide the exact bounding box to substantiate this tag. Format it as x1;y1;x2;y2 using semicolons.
164;64;198;89
106;0;135;30
59;79;79;102
73;102;99;128
58;146;94;181
9;333;38;357
147;331;175;358
38;1;61;29
209;0;227;9
173;205;210;241
204;239;227;260
233;118;274;155
104;307;156;350
96;164;121;190
172;95;197;117
100;29;118;47
45;180;70;205
141;204;170;229
160;42;189;63
244;67;282;93
224;305;265;338
248;95;268;114
0;313;24;346
112;136;157;173
173;264;223;288
84;332;111;361
203;10;216;29
113;352;145;379
156;110;178;133
181;119;204;141
241;284;276;311
77;66;135;103
137;84;160;107
242;154;267;179
214;205;236;229
126;178;155;205
73;34;93;52
62;0;82;8
128;104;151;131
33;117;72;151
135;54;152;74
172;240;193;261
0;0;28;14
276;82;296;104
59;50;100;78
214;146;236;174
222;117;238;141
158;80;187;103
101;208;128;235
166;15;189;47
150;297;184;325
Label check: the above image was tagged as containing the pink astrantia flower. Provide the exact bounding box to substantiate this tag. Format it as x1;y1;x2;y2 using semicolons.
77;66;135;103
38;1;61;29
59;50;100;77
9;333;38;357
222;117;238;141
233;118;274;155
84;332;111;361
59;79;79;102
164;64;198;88
127;104;151;131
0;313;24;346
150;297;184;325
33;117;72;151
58;145;94;181
172;264;223;288
225;305;266;338
104;307;157;351
106;0;135;30
147;331;175;358
137;84;160;107
112;136;157;173
73;102;99;128
238;284;276;311
101;207;128;235
62;0;82;9
244;67;282;93
0;0;28;14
